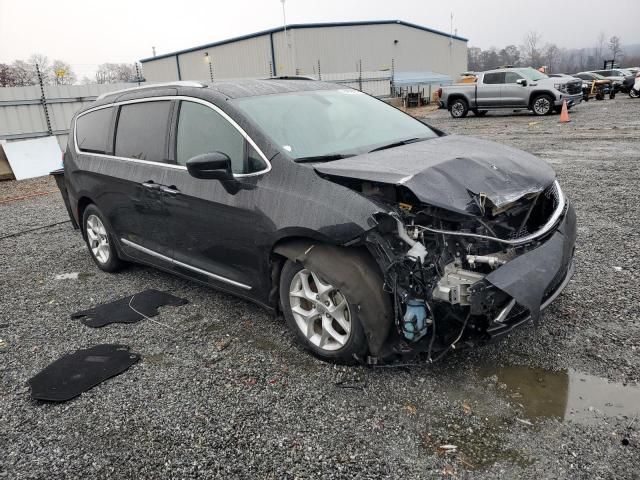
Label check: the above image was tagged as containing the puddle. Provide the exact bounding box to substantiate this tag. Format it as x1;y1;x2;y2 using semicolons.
479;365;640;424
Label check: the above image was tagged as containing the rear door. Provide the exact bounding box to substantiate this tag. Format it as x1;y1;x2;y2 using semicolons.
477;72;504;107
106;99;177;264
160;98;272;293
501;71;528;106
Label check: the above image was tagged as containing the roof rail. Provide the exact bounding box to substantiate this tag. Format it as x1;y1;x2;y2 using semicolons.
268;75;316;81
96;81;207;101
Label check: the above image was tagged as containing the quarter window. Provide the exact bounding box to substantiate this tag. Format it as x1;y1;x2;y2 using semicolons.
76;108;113;154
114;101;171;162
176;100;266;174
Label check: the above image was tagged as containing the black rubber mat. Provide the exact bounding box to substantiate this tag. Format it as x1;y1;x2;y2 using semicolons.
28;344;140;402
70;289;188;328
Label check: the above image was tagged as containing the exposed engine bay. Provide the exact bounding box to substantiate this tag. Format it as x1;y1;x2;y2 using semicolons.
344;177;574;363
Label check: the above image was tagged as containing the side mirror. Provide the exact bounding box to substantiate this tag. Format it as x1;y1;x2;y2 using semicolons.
186;152;234;181
516;78;527;87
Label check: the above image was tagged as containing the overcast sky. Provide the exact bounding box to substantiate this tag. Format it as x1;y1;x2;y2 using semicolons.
1;0;637;78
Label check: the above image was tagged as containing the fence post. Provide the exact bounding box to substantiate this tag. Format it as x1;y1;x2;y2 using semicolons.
134;62;142;86
35;63;52;136
358;59;363;91
317;60;322;81
391;58;395;97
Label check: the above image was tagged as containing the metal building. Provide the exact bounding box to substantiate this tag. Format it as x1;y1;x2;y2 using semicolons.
140;20;467;84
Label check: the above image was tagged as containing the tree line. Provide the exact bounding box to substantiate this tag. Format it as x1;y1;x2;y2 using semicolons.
0;54;140;87
467;32;636;73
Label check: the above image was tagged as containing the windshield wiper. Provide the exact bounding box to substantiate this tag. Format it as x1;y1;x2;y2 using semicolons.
368;137;429;153
294;153;355;163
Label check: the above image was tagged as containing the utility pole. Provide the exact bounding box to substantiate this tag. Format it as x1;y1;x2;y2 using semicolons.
152;46;156;57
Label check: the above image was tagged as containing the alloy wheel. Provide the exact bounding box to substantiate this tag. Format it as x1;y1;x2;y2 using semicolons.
533;97;551;115
451;102;465;117
289;268;352;352
86;214;110;264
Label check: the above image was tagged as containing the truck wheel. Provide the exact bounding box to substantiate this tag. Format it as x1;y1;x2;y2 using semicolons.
532;94;553;116
473;109;488;117
450;98;469;118
630;89;640;98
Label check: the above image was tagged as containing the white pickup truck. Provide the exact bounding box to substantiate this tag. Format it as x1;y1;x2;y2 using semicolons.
438;67;583;118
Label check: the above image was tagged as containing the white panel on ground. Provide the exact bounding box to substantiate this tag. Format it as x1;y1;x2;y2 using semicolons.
3;136;62;180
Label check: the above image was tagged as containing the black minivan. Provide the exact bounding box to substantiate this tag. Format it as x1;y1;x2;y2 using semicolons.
57;79;576;364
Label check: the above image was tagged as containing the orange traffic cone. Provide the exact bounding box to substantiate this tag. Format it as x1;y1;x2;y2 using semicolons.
559;99;570;123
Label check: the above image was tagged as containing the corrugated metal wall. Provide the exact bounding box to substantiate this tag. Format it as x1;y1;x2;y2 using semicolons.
142;23;467;83
0;83;133;149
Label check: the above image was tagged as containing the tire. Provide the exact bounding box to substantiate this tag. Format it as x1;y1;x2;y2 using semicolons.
531;94;554;116
449;98;469;118
82;204;124;272
629;89;639;99
279;259;367;364
473;109;488;117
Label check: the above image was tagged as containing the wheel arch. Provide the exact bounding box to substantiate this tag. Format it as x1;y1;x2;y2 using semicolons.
528;90;556;109
271;236;393;357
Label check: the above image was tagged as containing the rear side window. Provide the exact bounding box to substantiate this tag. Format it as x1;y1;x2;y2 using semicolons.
483;73;505;84
176;100;266;174
76;108;113;154
115;101;171;162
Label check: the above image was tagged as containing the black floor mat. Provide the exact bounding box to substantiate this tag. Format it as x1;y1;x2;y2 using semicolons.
70;289;188;328
28;344;140;402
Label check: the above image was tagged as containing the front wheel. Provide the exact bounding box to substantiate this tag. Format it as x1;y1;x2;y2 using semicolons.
82;204;124;272
630;89;640;99
531;94;554;116
449;98;469;118
280;260;367;364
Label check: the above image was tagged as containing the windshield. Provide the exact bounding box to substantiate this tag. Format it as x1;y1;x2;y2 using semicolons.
233;89;437;160
518;68;549;81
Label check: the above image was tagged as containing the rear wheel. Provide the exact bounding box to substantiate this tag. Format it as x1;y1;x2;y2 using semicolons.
449;98;469;118
531;94;554;116
82;204;124;272
280;260;367;364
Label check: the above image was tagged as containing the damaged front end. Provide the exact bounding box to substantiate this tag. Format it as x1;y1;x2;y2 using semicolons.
359;179;576;363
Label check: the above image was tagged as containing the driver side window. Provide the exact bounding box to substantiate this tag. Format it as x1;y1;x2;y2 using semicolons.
504;72;523;84
176;100;266;174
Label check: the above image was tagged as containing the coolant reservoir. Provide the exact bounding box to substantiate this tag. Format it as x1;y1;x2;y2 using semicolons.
402;299;430;342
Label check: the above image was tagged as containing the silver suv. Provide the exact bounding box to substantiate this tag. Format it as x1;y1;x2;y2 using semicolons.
439;67;583;118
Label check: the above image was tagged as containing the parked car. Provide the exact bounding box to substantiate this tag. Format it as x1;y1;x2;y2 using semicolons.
573;72;613;100
586;70;628;92
438;67;583;118
55;80;576;364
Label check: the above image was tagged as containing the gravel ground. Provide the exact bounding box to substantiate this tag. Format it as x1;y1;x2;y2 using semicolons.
1;97;639;479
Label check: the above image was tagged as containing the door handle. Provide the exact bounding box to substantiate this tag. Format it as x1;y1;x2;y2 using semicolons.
160;185;180;195
141;181;161;190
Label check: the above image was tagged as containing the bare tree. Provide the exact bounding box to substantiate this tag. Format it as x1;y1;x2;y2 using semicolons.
499;45;521;67
51;60;76;85
10;60;37;86
594;31;606;67
28;53;52;84
609;36;623;64
95;63;136;84
522;31;543;66
543;44;561;72
0;63;17;87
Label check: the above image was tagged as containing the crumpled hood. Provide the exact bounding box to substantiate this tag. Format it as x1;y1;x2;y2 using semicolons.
314;135;556;215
